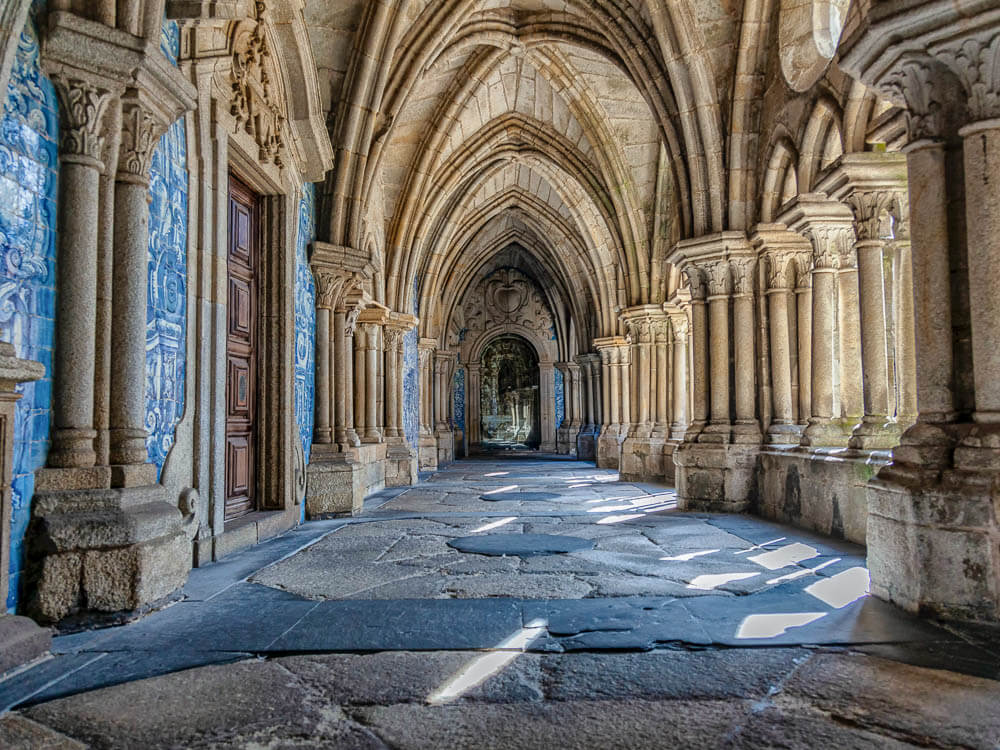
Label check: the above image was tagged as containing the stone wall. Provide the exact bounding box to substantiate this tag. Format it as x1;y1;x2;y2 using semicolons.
0;0;56;611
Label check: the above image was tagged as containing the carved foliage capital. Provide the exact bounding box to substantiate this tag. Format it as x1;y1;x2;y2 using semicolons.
118;96;163;180
765;252;795;290
384;326;404;351
704;261;732;298
670;316;689;343
936;34;1000;123
879;59;953;141
730;258;756;296
51;76;114;162
846;191;898;242
807;225;855;270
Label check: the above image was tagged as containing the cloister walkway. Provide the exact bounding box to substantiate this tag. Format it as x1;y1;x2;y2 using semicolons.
1;457;998;748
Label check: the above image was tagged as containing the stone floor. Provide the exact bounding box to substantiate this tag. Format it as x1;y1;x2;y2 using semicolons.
1;456;999;748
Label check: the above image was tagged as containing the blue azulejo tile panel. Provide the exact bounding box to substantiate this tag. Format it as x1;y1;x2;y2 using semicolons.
160;18;180;63
145;119;187;477
0;1;58;612
403;275;419;447
554;367;565;430
453;368;465;432
294;183;316;493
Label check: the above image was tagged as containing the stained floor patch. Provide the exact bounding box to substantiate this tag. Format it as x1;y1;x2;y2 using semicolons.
479;491;561;502
447;533;596;556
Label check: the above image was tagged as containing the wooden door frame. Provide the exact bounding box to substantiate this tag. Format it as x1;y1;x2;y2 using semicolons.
224;158;299;524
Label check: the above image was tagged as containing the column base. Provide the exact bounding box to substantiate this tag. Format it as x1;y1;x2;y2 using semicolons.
557;427;578;456
868;465;1000;622
674;442;760;513
849;417;903;451
27;484;190;624
697;421;733;444
435;429;455;465
47;428;97;469
305;456;364;516
576;427;597;460
110;463;158;488
801;418;853;448
385;441;419;487
766;422;805;445
0;614;51;674
620;436;668;483
597;428;623;469
418;432;438;471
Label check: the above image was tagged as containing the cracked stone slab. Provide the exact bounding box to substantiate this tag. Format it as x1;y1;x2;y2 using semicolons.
479;492;561;502
447;533;595;557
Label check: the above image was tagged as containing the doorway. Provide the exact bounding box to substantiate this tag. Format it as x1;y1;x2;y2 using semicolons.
225;174;259;521
479;336;540;450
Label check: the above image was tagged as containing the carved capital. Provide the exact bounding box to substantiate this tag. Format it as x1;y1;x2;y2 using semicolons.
807;225;855;270
890;192;910;242
118;95;163;181
704;261;732;298
384;326;403;351
936;34;1000;123
730;258;756;296
682;266;706;300
51;76;114;163
846;191;897;242
792;253;813;288
765;252;794;290
670;316;689;343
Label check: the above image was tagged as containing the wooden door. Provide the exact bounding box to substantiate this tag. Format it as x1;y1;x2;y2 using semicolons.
225;175;258;522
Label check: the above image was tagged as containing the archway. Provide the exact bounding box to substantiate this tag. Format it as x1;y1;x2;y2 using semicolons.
478;335;541;452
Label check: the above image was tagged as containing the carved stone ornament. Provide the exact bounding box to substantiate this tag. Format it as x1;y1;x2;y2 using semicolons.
793;253;813;287
766;252;794;290
847;191;897;242
52;77;113;162
730;258;756;296
671;316;689;342
807;225;855;270
118;97;161;180
936;34;1000;123
890;192;910;242
384;326;403;351
879;59;947;141
705;261;732;298
682;265;706;300
231;1;286;167
345;304;362;337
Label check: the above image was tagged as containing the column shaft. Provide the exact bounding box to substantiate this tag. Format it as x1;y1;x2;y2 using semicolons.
364;328;379;442
689;300;708;430
708;297;729;425
796;285;812;425
733;293;756;426
314;309;332;443
354;329;366;435
838;263;864;423
767;289;794;424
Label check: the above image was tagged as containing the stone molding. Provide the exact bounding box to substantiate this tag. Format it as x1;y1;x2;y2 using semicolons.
667;232;755;301
49;75;115;164
777;194;857;270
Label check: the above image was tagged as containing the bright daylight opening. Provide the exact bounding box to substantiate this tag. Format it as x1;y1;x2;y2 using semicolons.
427;619;548;705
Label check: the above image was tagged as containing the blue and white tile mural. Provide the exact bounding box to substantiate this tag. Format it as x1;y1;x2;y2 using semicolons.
403;275;419;446
145;19;187;478
294;183;316;488
0;0;58;611
453;367;465;432
554;367;565;430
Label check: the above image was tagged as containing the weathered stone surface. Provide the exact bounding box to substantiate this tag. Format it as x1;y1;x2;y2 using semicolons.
447;533;595;556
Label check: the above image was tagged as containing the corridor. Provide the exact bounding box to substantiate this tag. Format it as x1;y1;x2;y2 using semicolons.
1;458;998;748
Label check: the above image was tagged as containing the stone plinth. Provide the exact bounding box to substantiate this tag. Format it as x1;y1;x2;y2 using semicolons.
385;442;418;487
674;442;759;513
436;429;454;466
306;457;364;517
620;436;667;483
596;429;623;469
27;484;189;623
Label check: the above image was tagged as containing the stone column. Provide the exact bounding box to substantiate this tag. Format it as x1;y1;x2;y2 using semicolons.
846;188;905;449
705;261;732;435
46;76;115;471
335;307;361;449
654;322;669;437
362;323;381;443
353;326;366;439
780;197;857;447
468;363;481;447
314;307;332;444
686;272;709;439
539;362;556;452
600;348;612;435
891;195;917;426
669;314;689;439
764;252;796;440
566;361;583;434
794;255;813;428
108;93;172;482
731;258;759;442
384;326;402;439
618;343;632;431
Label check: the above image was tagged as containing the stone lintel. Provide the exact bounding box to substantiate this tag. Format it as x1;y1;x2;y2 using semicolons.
311;242;373;277
358;302;390;326
619;304;670;324
813;153;909;202
666;231;753;268
418;337;437;352
776;193;855;234
593;336;627;351
387;312;418;331
749;223;814;253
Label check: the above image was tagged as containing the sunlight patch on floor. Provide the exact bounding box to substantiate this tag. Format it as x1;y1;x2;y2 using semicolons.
805;567;870;608
735;612;826;639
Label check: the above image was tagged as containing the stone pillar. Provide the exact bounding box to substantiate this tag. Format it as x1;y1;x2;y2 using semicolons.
780;196;857;447
794;256;813;429
752;225;812;443
418;339;438;470
574;354;596;458
336;307;362;449
384;327;401;440
353;326;366;439
46;76;115;472
891;197;917;426
705;262;732;437
837;247;864;434
653;322;669;437
468;363;481;448
539;362;556;452
362;323;381;443
731;258;760;442
434;350;456;464
314;307;332;444
669;313;689;439
687;275;709;439
839;13;1000;621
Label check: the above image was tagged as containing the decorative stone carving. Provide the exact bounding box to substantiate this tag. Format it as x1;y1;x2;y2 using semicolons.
50;76;113;162
890;192;910;242
671;316;689;342
793;253;813;287
807;225;855;269
880;60;951;141
118;96;160;181
731;258;756;296
460;267;555;339
847;191;897;242
230;1;286;167
705;261;732;297
765;252;795;290
936;34;1000;123
384;326;403;352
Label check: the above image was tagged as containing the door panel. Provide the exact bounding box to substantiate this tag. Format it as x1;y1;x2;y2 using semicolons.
225;175;258;522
